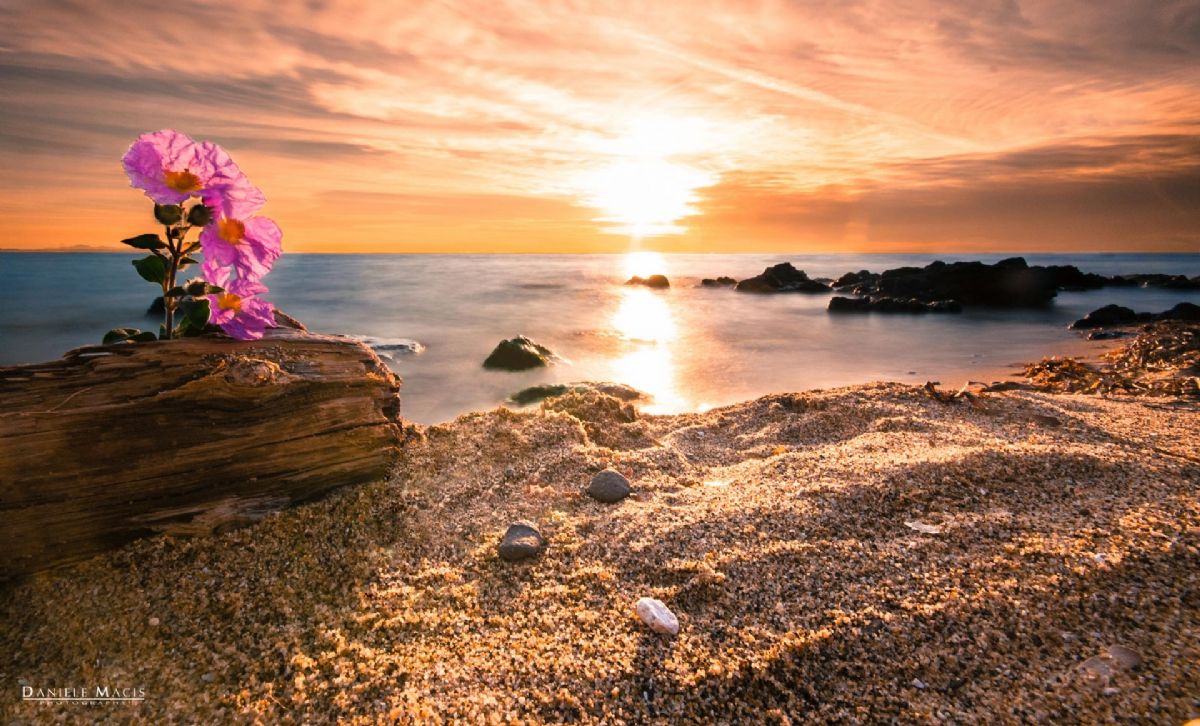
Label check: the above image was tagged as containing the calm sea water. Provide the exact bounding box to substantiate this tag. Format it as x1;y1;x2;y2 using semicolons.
2;252;1198;423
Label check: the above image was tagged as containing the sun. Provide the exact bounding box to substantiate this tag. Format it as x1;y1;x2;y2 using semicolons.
576;114;717;239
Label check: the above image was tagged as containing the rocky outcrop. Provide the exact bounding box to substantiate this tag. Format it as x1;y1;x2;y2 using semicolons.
700;276;737;287
1071;302;1200;330
735;263;831;293
828;296;962;314
1108;274;1200;290
625;274;670;289
843;257;1058;307
483;336;557;370
0;327;404;580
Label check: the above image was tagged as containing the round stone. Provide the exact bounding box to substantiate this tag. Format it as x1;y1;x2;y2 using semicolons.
587;469;631;503
498;521;545;562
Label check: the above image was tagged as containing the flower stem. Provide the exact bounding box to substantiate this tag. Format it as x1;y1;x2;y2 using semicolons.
162;224;178;339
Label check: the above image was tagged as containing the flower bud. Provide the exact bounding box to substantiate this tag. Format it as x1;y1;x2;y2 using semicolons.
187;204;213;226
154;204;183;225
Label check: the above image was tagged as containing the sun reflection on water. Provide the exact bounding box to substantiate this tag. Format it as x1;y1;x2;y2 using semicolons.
609;273;686;413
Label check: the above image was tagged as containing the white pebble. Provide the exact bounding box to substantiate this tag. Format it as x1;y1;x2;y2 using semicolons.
635;597;679;635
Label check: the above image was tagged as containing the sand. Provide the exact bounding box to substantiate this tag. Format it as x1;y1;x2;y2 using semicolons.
2;360;1198;723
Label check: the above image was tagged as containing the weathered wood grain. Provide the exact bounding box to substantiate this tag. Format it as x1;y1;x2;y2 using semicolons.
0;328;403;579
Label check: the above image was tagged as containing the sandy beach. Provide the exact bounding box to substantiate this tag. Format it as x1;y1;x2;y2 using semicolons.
2;326;1198;724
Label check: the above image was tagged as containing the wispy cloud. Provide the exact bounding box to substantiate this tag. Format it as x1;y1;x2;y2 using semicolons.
0;0;1196;250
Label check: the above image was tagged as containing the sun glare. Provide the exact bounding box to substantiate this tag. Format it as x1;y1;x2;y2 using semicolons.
609;286;684;412
577;114;717;239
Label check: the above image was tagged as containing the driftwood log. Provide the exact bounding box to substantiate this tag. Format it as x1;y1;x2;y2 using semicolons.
0;328;403;580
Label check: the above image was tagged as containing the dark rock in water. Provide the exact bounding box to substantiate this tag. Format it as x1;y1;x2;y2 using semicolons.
483;336;556;370
145;296;165;317
1070;304;1142;329
587;469;631;503
736;263;832;293
832;270;878;289
1043;265;1109;291
625;274;670;289
498;521;545;562
1160;302;1200;321
509;381;647;406
859;257;1058;307
700;276;737;287
1109;273;1200;290
1088;330;1131;341
828;296;962;314
1070;302;1200;330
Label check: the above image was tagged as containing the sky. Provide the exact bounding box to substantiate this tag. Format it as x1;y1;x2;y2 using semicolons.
0;0;1198;253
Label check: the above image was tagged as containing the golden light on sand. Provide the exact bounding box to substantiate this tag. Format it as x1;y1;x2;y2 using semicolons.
578;115;717;238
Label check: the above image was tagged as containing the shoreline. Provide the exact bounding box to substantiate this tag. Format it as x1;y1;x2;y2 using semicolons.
1;328;1197;723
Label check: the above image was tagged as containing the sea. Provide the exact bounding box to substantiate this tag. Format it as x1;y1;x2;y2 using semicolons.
1;252;1198;423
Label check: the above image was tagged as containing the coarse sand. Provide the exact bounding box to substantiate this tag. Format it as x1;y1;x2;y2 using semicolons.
2;382;1198;724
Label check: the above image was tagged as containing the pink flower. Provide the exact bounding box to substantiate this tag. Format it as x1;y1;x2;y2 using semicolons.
199;141;266;220
199;211;282;282
205;276;277;341
122;129;216;205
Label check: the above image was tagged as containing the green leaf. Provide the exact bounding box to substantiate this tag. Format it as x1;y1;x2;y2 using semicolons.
121;233;167;251
164;286;187;298
128;331;158;343
180;256;199;265
132;255;167;284
102;327;139;344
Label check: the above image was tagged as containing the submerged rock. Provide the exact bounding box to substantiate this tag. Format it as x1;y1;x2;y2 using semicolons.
700;276;737;287
832;270;879;289
587;469;631;503
498;521;545;562
828;296;962;314
635;597;679;635
1109;273;1200;290
509;381;646;406
483;336;556;371
625;274;670;289
735;263;831;293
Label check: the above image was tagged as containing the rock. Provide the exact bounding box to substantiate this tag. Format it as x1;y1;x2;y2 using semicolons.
145;296;165;317
498;521;545;562
854;257;1059;307
625;274;670;289
1069;304;1142;329
1160;302;1200;321
482;336;556;371
1087;330;1130;341
509;381;647;406
1109;273;1200;290
828;296;962;314
1043;265;1109;291
355;336;425;355
587;469;631;503
735;263;832;293
832;270;878;289
700;276;737;287
635;597;679;635
1071;302;1200;330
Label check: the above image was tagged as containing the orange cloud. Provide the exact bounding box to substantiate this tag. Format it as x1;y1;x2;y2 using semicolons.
0;0;1197;251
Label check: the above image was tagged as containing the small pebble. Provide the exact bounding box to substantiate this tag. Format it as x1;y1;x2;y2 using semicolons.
498;521;545;562
635;597;679;635
148;617;160;627
587;469;631;504
912;678;928;690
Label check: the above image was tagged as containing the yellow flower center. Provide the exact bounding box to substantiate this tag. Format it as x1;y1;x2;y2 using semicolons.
216;292;243;312
218;218;246;244
163;169;202;193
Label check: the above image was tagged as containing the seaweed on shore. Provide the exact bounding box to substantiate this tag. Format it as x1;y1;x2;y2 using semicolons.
1022;322;1199;397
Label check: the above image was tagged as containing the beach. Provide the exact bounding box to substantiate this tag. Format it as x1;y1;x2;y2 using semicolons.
2;331;1197;723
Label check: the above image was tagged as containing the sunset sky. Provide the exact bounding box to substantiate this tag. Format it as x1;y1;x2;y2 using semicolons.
1;0;1197;253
